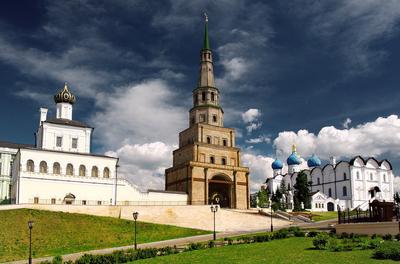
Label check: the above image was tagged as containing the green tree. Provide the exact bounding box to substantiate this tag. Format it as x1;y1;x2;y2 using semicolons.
293;171;311;211
394;192;400;206
257;188;269;208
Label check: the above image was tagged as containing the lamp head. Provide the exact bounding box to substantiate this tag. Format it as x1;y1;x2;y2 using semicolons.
28;220;34;229
132;211;139;220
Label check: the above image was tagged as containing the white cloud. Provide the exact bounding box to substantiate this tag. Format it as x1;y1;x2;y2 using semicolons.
242;108;261;123
220;57;250;80
92;79;186;148
342;118;352;129
246;122;262;133
242;153;274;192
105;142;175;190
245;135;271;144
273;115;400;161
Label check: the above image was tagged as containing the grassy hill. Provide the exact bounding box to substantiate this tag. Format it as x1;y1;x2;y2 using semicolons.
0;209;209;262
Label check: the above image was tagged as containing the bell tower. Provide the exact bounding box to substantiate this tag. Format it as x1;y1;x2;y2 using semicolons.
190;15;223;127
165;15;250;209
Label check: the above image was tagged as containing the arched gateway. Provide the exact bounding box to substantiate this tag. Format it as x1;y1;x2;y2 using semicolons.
208;175;232;208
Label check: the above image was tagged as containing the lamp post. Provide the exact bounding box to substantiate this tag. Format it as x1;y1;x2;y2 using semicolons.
28;220;34;264
210;204;218;240
132;212;139;250
269;197;273;232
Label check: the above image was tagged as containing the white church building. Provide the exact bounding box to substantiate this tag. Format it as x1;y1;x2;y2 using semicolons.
266;145;395;211
9;84;187;205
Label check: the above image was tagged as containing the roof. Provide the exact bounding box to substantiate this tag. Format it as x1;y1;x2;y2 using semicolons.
0;141;34;149
21;147;118;159
44;118;92;129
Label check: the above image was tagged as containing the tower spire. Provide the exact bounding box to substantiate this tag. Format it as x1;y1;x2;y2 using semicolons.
203;12;210;50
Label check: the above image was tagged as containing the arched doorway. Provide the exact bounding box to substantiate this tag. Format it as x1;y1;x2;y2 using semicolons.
208;175;232;208
327;202;335;211
369;186;381;199
64;193;76;205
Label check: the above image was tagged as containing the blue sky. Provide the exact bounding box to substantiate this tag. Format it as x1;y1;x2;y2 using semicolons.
1;0;399;191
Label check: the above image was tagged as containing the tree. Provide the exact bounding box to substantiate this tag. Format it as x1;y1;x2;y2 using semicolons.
293;171;311;211
394;192;400;206
257;187;269;208
279;180;288;210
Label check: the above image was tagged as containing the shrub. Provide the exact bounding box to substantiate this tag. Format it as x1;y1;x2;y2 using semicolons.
382;234;393;241
373;241;400;260
339;232;349;239
227;238;233;245
63;261;73;264
52;256;62;264
327;238;343;252
288;226;301;233
313;232;330;250
294;230;306;237
371;234;378;239
187;242;204;251
135;248;158;259
395;233;400;241
208;240;215;248
273;229;289;239
307;231;319;237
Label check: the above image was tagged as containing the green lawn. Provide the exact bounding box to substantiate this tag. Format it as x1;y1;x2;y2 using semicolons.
0;209;209;262
133;237;396;264
310;211;338;222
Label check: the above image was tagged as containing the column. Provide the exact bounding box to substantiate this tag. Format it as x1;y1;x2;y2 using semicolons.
204;168;208;205
233;171;237;208
246;172;250;209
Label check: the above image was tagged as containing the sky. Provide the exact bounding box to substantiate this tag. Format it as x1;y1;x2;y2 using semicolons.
0;0;400;192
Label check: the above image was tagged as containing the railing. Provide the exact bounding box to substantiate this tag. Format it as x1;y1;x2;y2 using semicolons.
338;203;399;224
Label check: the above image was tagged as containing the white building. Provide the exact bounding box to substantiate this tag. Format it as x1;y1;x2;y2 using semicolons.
10;83;187;205
266;145;394;211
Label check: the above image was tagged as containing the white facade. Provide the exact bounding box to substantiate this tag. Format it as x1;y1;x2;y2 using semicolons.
266;155;394;211
0;147;16;201
8;84;188;206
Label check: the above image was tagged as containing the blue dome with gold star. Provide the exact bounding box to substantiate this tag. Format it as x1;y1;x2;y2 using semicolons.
307;154;321;167
287;145;301;165
271;158;283;170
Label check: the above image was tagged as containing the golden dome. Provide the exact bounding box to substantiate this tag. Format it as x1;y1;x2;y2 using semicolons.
54;83;76;105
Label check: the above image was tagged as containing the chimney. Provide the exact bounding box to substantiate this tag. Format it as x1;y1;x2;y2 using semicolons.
330;156;336;166
39;108;48;125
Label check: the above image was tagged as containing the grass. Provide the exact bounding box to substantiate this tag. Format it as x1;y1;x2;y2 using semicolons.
0;209;210;262
133;237;397;264
293;211;338;222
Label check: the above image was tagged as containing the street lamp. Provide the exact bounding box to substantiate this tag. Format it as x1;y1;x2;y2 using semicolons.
269;197;273;232
28;220;34;264
210;204;218;240
132;212;139;250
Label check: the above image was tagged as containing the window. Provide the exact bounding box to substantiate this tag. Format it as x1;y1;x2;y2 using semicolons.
315;203;318;208
34;197;39;204
207;136;211;144
356;171;360;180
223;139;227;146
343;186;347;197
97;201;102;205
39;161;48;173
82;200;87;205
72;138;78;149
328;188;332;197
27;160;34;172
317;178;320;185
51;198;56;205
221;158;226;165
212;115;217;123
370;173;373;181
191;117;195;124
103;167;110;178
199;114;206;122
343;173;347;180
66;163;73;176
56;136;63;147
202;92;206;101
383;174;386;182
53;162;60;175
79;165;86;176
210;156;215;164
92;166;99;177
211;92;215;101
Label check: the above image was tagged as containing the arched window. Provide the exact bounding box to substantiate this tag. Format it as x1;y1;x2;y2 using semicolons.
343;172;347;180
79;165;86;177
53;162;60;175
356;171;360;180
328;188;332;197
343;186;347;197
202;92;206;101
27;160;34;172
210;156;215;164
370;173;373;181
317;178;320;185
103;167;110;178
221;158;226;165
212;115;217;123
66;163;73;176
91;166;98;177
223;139;227;146
211;92;215;101
383;174;386;182
207;136;211;144
39;161;47;173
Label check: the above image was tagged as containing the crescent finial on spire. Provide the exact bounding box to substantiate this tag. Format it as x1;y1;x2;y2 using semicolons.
204;12;208;22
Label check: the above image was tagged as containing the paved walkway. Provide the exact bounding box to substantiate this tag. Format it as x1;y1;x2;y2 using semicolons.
6;220;337;264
